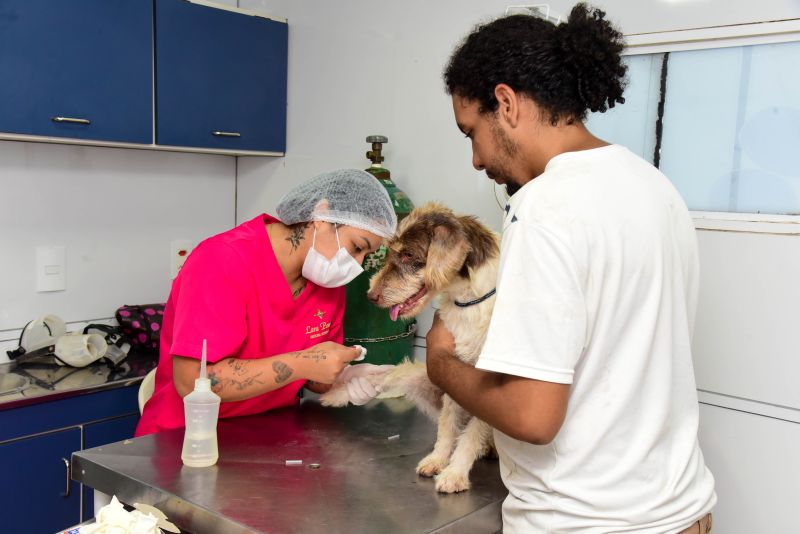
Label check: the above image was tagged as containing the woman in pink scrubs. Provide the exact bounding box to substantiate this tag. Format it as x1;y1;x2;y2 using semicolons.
136;169;397;436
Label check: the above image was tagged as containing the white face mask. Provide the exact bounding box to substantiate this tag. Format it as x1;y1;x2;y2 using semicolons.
302;226;364;288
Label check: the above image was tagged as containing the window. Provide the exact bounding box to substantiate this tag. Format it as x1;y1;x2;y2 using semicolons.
585;23;800;217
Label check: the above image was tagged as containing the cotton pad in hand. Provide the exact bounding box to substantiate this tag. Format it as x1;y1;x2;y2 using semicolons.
353;345;367;361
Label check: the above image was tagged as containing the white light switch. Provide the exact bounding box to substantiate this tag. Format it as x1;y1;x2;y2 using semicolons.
36;246;66;292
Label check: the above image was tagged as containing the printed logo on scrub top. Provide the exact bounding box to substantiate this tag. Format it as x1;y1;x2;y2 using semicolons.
306;309;332;340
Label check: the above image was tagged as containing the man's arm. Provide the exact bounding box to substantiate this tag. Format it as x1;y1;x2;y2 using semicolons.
425;314;570;445
173;341;357;402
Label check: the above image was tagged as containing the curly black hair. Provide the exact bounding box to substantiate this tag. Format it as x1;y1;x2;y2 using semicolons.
444;3;627;125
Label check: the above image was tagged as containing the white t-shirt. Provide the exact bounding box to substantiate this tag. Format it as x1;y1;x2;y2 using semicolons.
476;145;716;533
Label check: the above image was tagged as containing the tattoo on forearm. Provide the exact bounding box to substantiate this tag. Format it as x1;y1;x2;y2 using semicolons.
229;374;265;391
273;361;293;383
286;226;305;252
228;359;248;376
292;349;327;362
208;364;265;394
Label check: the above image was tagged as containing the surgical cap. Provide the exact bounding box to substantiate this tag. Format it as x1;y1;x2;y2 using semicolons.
275;169;397;238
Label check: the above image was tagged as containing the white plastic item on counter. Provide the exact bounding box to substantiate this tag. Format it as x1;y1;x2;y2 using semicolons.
54;333;108;367
181;339;221;467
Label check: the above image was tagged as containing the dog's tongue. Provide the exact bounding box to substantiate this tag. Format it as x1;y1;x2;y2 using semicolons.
389;304;401;321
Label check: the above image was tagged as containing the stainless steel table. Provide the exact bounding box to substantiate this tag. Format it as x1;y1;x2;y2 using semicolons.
72;398;507;533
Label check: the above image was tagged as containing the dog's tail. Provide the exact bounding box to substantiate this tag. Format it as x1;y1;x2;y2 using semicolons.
379;359;443;422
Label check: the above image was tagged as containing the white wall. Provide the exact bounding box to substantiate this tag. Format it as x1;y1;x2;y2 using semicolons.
235;0;512;227
0;141;236;359
235;0;800;228
590;0;800;34
698;403;800;533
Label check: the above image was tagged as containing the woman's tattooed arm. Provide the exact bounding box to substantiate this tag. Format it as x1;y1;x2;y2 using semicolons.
172;342;350;402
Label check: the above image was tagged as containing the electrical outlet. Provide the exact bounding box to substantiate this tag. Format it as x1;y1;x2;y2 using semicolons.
170;240;193;279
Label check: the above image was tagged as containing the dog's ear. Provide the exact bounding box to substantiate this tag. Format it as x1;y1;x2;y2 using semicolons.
425;221;470;290
459;216;499;271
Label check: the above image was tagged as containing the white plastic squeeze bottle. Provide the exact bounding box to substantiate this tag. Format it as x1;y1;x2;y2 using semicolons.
181;339;221;467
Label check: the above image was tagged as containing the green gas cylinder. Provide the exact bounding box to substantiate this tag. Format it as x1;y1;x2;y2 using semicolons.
343;135;416;365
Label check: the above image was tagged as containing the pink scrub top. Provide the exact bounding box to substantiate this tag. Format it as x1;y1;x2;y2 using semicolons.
136;214;345;436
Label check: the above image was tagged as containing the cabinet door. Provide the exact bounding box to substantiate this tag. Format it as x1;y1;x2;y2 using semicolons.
155;0;288;152
0;427;81;533
0;0;153;143
81;414;140;521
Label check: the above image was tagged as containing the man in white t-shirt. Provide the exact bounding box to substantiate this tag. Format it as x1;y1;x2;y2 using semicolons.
426;4;716;533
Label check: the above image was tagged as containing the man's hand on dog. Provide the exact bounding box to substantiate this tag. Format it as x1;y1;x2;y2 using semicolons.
425;313;457;385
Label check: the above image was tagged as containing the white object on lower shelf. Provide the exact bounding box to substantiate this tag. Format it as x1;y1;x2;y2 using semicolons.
70;495;161;534
61;495;181;534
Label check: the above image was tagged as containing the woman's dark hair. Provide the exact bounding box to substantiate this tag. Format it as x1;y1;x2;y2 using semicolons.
444;3;627;125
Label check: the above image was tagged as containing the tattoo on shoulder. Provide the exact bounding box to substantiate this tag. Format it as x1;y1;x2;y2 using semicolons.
286;226;305;252
273;361;293;383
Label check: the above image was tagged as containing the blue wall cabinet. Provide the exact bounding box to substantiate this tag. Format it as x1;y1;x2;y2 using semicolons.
0;0;153;144
155;0;288;152
0;427;81;534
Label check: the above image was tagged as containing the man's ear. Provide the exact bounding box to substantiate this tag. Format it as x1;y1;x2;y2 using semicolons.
494;83;519;128
425;223;470;290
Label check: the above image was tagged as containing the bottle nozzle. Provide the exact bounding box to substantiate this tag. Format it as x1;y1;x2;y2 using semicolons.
200;339;207;379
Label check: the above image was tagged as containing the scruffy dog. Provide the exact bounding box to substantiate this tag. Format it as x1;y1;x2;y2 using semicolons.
321;202;500;493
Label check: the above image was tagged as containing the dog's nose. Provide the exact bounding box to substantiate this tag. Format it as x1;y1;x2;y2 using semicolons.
367;290;381;305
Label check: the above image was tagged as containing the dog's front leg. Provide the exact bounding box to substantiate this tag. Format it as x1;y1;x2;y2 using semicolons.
435;417;493;493
416;395;460;477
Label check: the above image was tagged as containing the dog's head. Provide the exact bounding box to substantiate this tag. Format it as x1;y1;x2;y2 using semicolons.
367;202;498;321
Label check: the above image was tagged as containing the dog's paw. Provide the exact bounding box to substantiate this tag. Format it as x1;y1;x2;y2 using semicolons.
435;467;471;493
416;453;449;477
319;384;350;407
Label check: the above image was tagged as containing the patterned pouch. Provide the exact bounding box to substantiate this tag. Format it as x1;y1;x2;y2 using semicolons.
115;304;166;351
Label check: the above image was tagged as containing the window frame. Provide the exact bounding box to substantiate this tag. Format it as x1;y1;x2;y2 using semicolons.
621;19;800;233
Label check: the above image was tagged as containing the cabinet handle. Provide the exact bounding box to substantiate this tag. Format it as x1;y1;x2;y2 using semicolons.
212;131;241;137
52;116;91;125
61;457;71;497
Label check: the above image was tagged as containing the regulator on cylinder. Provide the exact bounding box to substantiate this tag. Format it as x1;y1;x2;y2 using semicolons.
343;135;416;365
